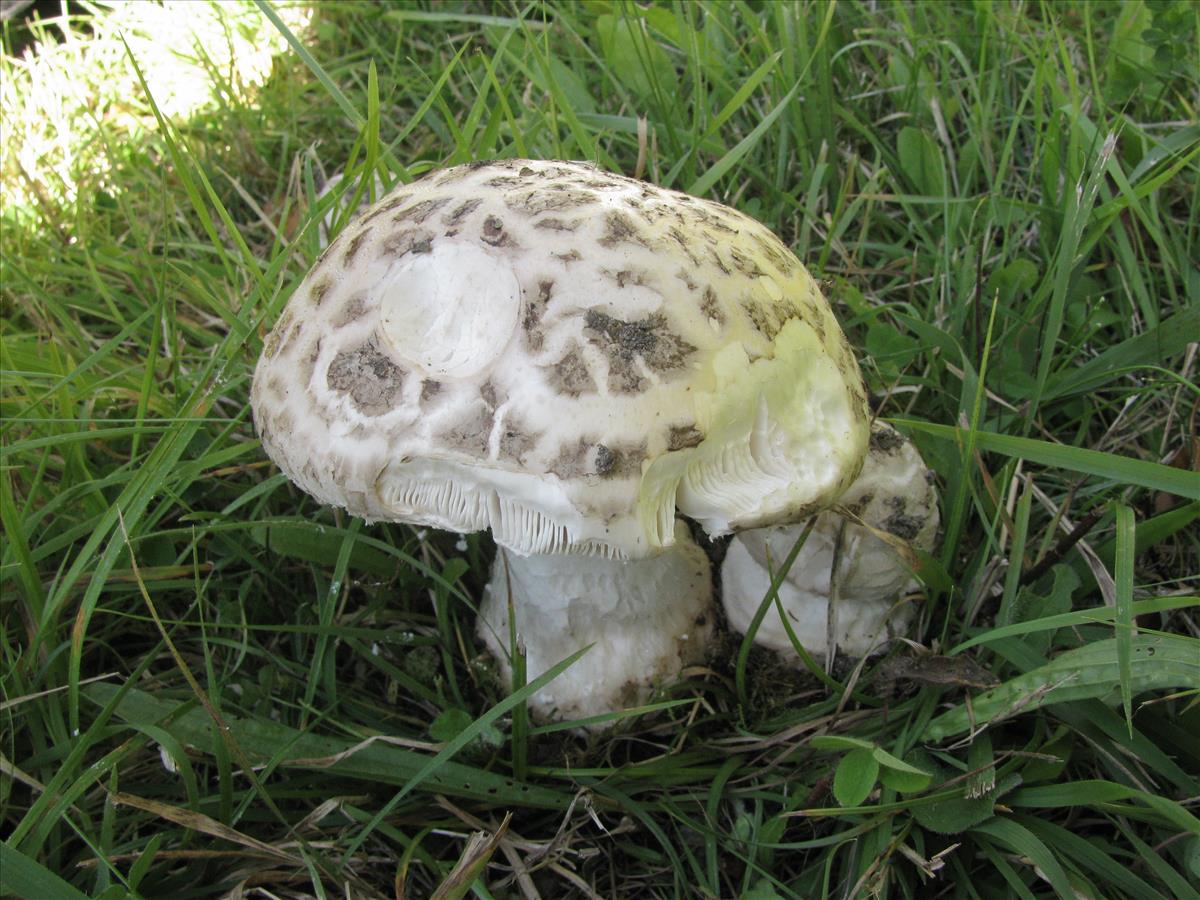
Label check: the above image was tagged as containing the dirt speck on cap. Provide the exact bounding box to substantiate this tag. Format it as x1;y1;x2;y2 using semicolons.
327;339;405;416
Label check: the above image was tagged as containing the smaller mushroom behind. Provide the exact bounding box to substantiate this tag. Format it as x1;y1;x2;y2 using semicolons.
721;422;939;661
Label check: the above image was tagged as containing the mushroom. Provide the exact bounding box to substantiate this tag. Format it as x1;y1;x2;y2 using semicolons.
251;159;870;721
721;421;940;661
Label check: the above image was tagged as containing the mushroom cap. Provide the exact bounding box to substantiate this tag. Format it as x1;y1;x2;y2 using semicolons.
251;159;869;559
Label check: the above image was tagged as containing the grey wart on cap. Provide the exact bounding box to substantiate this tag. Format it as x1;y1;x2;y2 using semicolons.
251;158;871;722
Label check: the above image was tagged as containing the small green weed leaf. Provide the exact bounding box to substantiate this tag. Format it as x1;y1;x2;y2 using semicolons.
757;815;786;867
578;0;613;15
897;126;946;196
926;635;1200;740
987;259;1038;301
441;557;470;584
911;791;996;835
546;56;596;115
1000;565;1079;656
1060;273;1113;335
835;281;872;317
989;351;1039;401
886;56;943;117
865;321;922;376
641;5;684;49
1102;2;1157;103
1064;274;1122;332
872;747;934;780
910;770;1020;836
731;811;755;844
833;748;879;808
430;708;473;742
879;764;934;794
912;546;954;594
988;195;1030;228
890;312;964;362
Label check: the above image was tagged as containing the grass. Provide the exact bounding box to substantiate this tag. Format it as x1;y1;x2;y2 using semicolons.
2;0;1198;897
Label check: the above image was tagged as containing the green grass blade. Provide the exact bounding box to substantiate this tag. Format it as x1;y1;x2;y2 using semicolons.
951;595;1198;653
0;841;91;900
1043;305;1200;400
1114;504;1135;734
687;76;802;197
926;634;1200;740
1010;781;1200;836
893;419;1200;499
734;519;816;708
974;817;1075;899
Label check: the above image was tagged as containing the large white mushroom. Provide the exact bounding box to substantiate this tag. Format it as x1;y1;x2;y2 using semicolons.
251;159;870;720
721;421;939;661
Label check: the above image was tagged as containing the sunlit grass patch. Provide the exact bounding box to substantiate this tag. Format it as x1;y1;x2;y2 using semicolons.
0;0;311;228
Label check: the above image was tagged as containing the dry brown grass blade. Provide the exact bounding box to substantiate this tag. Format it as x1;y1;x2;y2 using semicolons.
428;811;512;900
286;733;443;767
714;708;873;753
0;671;118;711
110;792;299;864
435;797;542;899
75;848;284;868
831;504;922;571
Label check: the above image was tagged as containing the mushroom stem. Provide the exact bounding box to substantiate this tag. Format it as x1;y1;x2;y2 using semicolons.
477;521;713;723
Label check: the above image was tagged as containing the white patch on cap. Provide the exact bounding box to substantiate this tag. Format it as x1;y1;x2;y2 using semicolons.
379;241;520;379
